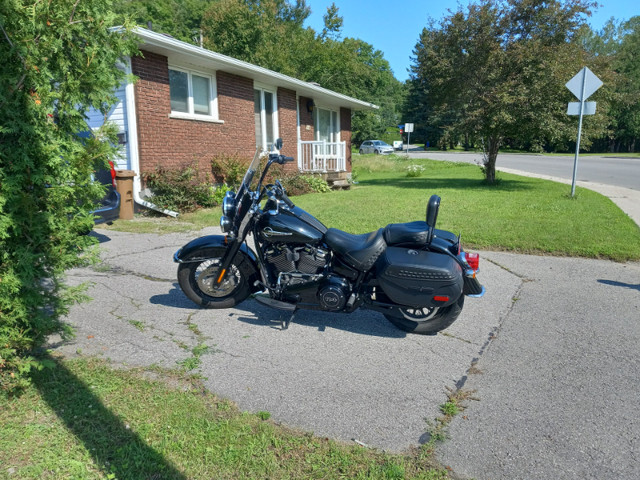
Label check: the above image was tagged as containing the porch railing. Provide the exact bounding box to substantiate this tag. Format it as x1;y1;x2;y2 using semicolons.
298;141;346;173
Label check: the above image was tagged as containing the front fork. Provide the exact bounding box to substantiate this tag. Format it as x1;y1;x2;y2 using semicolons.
213;235;244;286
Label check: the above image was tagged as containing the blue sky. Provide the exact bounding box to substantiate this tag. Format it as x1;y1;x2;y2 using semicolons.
303;0;639;82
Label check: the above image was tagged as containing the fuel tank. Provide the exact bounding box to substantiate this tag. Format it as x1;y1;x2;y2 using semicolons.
257;205;327;245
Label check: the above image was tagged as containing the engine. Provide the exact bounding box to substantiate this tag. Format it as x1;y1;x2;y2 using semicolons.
264;243;351;311
264;244;329;277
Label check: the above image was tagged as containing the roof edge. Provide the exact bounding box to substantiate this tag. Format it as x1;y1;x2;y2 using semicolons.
121;27;378;111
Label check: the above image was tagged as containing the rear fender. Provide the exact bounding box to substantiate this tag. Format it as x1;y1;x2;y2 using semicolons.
173;235;262;292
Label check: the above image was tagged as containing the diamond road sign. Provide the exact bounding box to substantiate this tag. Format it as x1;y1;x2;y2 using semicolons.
565;67;603;101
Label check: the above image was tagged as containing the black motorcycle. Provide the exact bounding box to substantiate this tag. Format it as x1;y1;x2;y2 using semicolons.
174;140;485;335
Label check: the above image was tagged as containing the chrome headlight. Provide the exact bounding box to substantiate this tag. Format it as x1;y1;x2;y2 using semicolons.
222;191;236;217
220;215;232;233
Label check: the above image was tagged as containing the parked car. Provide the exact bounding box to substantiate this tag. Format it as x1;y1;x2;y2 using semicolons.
359;140;394;155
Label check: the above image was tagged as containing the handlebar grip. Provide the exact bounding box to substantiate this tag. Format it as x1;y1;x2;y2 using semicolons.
282;156;295;163
282;193;295;208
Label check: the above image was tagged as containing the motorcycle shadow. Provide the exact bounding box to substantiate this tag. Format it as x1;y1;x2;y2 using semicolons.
149;284;204;309
231;299;408;338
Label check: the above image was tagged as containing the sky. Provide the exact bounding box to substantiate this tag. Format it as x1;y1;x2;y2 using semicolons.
303;0;639;82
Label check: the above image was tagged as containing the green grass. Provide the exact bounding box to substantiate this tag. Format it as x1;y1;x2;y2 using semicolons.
103;155;640;261
1;357;448;479
295;156;640;261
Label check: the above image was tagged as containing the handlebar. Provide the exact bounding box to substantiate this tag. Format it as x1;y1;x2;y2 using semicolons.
274;180;295;208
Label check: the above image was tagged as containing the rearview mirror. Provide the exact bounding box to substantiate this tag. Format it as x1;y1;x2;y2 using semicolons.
274;138;283;150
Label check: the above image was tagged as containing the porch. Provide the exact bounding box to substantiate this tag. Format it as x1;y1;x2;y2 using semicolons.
298;141;347;173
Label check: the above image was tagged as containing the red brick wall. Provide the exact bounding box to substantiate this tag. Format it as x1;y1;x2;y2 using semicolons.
277;88;298;174
132;51;256;179
340;107;352;173
298;96;315;142
131;51;354;178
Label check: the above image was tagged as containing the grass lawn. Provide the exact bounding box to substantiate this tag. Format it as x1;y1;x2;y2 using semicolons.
301;156;640;261
102;155;640;261
1;357;449;479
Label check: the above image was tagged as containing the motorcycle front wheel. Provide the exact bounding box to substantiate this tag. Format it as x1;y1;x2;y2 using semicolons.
177;248;250;308
384;296;464;335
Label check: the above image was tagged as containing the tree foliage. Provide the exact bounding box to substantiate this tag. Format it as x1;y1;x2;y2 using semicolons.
407;0;608;183
200;0;404;143
115;0;214;45
581;17;640;152
0;0;137;394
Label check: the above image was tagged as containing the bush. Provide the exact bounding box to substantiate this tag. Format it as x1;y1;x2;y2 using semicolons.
211;153;249;189
267;166;332;196
143;164;217;213
0;1;137;395
406;164;426;177
301;175;332;193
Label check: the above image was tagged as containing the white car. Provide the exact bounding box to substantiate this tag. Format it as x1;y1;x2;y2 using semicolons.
359;140;394;155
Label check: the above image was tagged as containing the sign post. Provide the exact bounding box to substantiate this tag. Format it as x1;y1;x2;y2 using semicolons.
565;67;602;197
404;123;414;153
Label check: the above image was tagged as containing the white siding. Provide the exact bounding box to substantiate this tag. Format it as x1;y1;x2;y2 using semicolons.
86;83;130;169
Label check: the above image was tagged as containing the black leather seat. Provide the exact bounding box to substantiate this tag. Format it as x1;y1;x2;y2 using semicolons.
384;221;431;247
324;228;386;272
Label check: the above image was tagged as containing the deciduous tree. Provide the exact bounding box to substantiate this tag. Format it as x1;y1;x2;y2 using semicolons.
408;0;605;183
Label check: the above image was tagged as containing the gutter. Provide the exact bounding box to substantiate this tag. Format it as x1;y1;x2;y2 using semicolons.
123;56;179;218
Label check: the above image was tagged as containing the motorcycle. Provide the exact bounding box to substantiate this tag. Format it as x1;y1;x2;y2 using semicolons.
174;139;485;335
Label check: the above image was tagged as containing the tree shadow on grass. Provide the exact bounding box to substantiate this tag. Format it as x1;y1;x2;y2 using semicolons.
358;176;534;192
32;355;187;480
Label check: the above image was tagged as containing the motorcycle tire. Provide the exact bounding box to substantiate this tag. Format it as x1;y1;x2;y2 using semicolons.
177;247;250;308
384;296;464;335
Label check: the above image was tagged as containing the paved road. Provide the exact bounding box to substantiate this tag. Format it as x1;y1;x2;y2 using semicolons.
409;151;640;191
50;227;640;479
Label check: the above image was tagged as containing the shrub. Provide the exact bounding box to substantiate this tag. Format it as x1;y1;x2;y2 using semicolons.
211;153;249;189
267;166;332;196
301;174;332;193
143;164;216;213
0;1;137;395
406;164;426;177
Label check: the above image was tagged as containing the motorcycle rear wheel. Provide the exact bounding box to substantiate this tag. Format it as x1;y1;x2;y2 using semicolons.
177;248;250;308
384;296;464;335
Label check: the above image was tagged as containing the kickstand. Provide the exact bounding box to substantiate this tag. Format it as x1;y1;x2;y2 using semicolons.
281;310;297;331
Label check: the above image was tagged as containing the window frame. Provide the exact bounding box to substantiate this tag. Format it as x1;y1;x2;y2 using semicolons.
254;85;279;150
168;65;221;123
314;106;340;143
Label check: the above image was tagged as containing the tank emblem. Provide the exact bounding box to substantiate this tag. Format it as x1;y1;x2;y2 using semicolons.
263;227;293;238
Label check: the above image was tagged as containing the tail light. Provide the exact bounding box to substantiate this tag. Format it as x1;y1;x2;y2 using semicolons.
109;161;117;188
465;252;479;271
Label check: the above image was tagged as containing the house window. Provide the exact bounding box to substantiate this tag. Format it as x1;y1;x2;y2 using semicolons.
254;88;278;150
315;108;339;143
169;67;218;120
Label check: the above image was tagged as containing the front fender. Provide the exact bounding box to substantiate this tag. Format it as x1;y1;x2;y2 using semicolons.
173;235;262;292
174;235;258;264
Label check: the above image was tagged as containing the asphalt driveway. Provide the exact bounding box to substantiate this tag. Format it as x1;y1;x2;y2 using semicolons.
51;227;640;478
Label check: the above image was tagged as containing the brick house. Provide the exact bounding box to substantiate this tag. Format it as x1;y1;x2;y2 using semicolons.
91;27;377;212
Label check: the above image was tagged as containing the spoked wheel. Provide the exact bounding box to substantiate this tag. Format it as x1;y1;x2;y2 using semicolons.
177;248;250;308
384;296;464;335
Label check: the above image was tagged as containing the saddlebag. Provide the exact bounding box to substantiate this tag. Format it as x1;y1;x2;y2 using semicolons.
376;247;463;308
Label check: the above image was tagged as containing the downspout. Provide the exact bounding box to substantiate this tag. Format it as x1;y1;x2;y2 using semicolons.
123;56;179;217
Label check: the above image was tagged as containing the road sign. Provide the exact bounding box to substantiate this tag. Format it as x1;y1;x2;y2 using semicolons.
402;123;414;152
565;67;603;197
567;101;596;116
566;67;603;101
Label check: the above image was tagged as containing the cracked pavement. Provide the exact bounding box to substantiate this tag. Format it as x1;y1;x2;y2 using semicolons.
50;227;640;478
